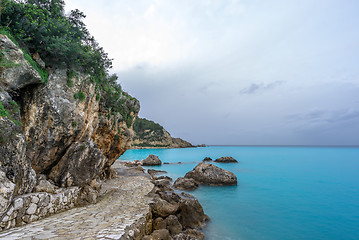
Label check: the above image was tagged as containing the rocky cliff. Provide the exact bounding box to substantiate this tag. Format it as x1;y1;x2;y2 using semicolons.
132;117;193;148
0;34;139;221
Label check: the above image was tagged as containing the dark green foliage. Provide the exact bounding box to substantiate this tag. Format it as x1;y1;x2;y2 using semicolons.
67;69;77;87
71;121;77;127
11;119;21;125
0;100;21;125
9;100;19;113
1;0;139;128
0;28;48;82
0;101;8;117
22;48;48;82
114;134;119;142
78;91;86;101
126;115;133;128
67;79;73;87
74;91;86;102
134;117;164;133
0;49;18;68
1;0;111;83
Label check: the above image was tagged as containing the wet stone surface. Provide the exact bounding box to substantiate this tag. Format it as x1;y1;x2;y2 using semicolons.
0;163;154;239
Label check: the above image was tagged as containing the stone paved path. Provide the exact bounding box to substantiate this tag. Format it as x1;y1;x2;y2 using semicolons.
0;163;154;240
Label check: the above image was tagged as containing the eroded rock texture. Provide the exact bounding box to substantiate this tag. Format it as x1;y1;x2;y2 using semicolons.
184;162;237;185
0;34;139;219
0;35;42;91
21;68;139;186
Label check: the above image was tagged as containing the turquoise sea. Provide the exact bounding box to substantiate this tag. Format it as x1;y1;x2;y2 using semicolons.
119;146;359;240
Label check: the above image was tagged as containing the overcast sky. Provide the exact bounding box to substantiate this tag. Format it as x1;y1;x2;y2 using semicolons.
66;0;359;146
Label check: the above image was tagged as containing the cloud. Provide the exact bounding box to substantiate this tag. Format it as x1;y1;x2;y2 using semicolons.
64;0;359;145
287;108;359;126
240;81;283;94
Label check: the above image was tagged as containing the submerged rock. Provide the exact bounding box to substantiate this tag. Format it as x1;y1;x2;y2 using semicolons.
173;177;199;190
214;156;238;163
148;169;168;175
154;176;173;181
142;154;162;166
184;162;237;185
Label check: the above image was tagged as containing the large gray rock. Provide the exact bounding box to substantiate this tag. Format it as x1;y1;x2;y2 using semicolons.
202;157;212;162
0;170;15;216
0;34;42;91
214;156;238;163
184;162;237;185
150;195;179;218
22;68;100;175
48;141;106;187
177;193;206;229
163;215;182;236
34;179;55;194
173;177;199;190
20;68;131;185
142;154;162;166
0;91;36;197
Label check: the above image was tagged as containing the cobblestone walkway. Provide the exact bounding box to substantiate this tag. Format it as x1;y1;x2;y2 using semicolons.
0;164;154;240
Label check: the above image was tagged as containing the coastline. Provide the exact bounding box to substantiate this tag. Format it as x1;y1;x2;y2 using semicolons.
0;161;208;239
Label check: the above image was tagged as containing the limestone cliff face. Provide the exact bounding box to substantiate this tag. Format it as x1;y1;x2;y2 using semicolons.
92;95;139;177
132;117;193;148
0;34;39;215
0;34;139;215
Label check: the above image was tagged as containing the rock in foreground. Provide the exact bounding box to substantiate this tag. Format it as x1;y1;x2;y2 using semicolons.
173;177;199;190
184;163;237;185
142;154;162;166
214;156;238;163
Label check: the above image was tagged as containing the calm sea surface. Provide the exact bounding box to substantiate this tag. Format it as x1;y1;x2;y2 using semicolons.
119;146;359;240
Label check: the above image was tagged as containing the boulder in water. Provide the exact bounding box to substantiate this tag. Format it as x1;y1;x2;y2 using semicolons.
142;155;162;166
184;162;237;185
214;156;238;163
173;177;199;190
202;157;213;162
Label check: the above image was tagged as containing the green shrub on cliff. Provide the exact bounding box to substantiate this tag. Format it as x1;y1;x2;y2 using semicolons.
0;49;18;69
0;101;8;117
133;117;165;140
74;91;86;102
1;0;138;128
0;28;48;82
1;0;111;83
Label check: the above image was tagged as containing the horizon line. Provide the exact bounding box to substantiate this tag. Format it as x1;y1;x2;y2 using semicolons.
205;144;359;148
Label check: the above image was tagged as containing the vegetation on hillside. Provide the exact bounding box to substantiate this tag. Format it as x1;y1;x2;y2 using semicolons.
133;117;166;143
0;0;138;126
134;118;164;135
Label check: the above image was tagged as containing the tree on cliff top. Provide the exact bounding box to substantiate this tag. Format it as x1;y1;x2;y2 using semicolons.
1;0;138;125
0;0;112;82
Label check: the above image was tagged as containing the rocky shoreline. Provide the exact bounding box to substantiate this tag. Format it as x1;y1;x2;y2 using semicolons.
0;161;209;239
